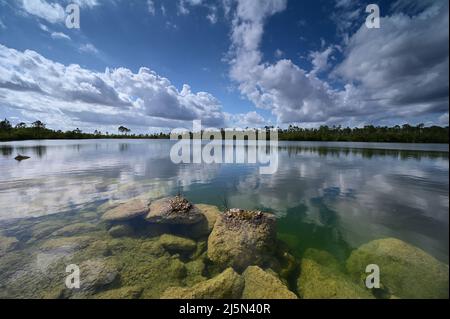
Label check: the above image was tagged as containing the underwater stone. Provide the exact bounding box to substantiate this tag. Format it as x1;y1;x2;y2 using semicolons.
298;250;374;299
184;258;208;286
93;286;143;299
157;234;197;255
0;236;19;257
29;221;66;241
161;267;244;299
51;223;97;237
242;266;298;299
207;209;277;272
102;198;149;222
346;238;449;299
39;236;93;252
78;258;119;292
146;196;205;225
108;224;134;238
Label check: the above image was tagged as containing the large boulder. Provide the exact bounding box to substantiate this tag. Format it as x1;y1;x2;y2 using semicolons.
102;198;149;222
242;266;297;299
146;196;204;225
0;236;19;257
346;238;449;299
207;209;277;271
161;268;244;299
298;249;374;299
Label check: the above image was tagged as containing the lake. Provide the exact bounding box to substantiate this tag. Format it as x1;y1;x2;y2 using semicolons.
0;139;448;298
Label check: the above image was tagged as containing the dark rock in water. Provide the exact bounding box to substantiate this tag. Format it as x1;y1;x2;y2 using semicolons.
102;198;150;222
207;209;277;272
161;267;244;299
146;196;204;225
346;238;449;299
14;155;30;161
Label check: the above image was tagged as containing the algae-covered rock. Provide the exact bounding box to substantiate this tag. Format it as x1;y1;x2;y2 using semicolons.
146;196;204;225
40;236;93;252
157;234;197;255
184;258;207;286
0;236;19;257
161;268;244;299
242;266;297;299
298;250;373;299
93;286;143;299
346;238;449;299
207;209;277;271
29;221;65;241
102;198;149;222
108;224;134;238
52;223;97;237
78;258;119;292
303;248;343;271
112;238;187;298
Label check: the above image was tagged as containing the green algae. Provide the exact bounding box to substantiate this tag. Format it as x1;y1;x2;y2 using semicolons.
242;266;298;299
346;238;449;299
1;200;448;300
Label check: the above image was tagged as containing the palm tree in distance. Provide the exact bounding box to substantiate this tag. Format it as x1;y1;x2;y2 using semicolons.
118;126;131;135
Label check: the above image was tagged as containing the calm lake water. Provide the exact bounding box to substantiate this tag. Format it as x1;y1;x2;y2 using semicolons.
0;139;448;263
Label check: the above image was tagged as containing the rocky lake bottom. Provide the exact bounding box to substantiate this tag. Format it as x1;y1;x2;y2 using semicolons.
0;194;448;299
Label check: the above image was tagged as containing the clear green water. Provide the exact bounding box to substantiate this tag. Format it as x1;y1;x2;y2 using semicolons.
0;139;448;298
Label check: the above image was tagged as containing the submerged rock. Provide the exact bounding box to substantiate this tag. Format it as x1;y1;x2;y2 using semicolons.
78;258;119;292
108;224;134;238
298;249;373;299
161;268;244;299
157;234;197;255
28;220;66;242
146;196;204;225
0;235;19;257
40;236;93;252
93;286;143;299
102;198;149;222
346;238;449;299
207;209;277;271
51;223;97;237
184;258;208;286
242;266;297;299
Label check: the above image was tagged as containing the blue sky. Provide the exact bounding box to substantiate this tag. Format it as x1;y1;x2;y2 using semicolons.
0;0;448;133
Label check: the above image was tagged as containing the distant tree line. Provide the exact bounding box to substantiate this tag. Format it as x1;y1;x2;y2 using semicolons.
276;124;449;143
0;119;167;141
0;118;448;143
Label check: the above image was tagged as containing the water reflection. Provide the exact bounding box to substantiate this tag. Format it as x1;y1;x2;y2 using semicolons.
0;139;448;263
